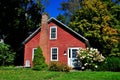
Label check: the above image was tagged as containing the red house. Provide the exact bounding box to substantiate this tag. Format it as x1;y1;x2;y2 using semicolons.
23;13;89;68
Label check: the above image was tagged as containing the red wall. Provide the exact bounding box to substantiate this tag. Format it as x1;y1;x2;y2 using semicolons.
47;22;86;65
24;32;40;67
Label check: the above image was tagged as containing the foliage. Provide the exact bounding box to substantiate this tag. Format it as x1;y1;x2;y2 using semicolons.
33;46;47;70
58;0;82;24
110;43;120;57
98;56;120;72
0;43;16;66
106;57;120;72
69;0;119;56
56;14;66;24
0;0;45;65
59;0;81;15
0;69;120;80
49;61;72;72
77;47;105;70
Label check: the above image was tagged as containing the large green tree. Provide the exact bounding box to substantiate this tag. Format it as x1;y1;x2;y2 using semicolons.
0;0;45;65
102;0;120;57
69;0;119;56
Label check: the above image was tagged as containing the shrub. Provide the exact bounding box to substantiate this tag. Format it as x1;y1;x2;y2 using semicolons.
98;57;120;72
77;47;105;70
49;62;72;72
32;46;47;70
0;43;16;66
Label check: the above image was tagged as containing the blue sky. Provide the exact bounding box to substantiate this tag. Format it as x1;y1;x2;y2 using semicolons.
44;0;66;18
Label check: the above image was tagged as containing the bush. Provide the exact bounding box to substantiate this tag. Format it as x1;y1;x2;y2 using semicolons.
32;46;47;70
77;47;105;70
49;62;72;72
98;57;120;72
0;43;16;66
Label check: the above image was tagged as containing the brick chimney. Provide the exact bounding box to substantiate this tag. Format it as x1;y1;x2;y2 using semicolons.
40;13;49;64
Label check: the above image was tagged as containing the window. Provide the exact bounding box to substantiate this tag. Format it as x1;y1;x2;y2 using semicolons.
51;47;58;61
50;26;57;39
32;48;37;61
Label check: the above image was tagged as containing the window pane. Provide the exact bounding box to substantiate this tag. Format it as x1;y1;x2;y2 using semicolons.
34;49;37;53
72;49;77;58
52;48;57;53
32;48;37;61
51;28;56;32
51;33;56;38
52;55;57;60
69;49;71;58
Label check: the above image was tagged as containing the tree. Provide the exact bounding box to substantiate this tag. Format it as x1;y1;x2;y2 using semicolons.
0;0;45;65
33;46;47;70
69;0;119;56
0;43;16;66
102;0;120;57
58;0;82;24
59;0;82;16
56;14;66;24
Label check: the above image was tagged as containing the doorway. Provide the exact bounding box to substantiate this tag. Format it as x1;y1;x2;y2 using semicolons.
68;48;81;68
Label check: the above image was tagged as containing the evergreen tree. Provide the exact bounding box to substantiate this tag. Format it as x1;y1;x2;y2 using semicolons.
33;46;47;70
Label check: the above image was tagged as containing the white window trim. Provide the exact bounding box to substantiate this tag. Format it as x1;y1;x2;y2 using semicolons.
50;26;57;40
32;48;37;61
51;47;58;61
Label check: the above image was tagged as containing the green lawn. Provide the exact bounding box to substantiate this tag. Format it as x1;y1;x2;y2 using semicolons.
0;68;120;80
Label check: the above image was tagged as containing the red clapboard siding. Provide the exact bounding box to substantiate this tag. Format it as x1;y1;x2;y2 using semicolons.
24;32;40;67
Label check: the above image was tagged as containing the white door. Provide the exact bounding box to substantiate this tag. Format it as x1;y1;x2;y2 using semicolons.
68;48;81;68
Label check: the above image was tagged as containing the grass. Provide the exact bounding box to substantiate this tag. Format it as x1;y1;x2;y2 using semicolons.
0;68;120;80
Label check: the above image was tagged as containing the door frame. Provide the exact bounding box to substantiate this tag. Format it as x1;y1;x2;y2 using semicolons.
68;47;80;67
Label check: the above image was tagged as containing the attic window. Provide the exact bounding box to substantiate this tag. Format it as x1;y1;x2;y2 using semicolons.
50;26;57;40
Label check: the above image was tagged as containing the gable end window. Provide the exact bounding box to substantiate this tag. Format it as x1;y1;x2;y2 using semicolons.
50;26;57;39
51;47;58;61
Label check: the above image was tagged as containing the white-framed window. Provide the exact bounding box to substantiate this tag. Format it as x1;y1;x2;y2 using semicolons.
51;47;58;61
32;48;37;61
50;26;57;40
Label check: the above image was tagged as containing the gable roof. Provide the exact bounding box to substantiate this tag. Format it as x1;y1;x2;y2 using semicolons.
22;17;90;46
